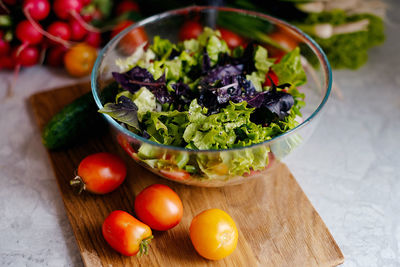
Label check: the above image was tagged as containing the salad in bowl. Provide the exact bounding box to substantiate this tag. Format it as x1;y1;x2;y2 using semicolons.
92;7;331;186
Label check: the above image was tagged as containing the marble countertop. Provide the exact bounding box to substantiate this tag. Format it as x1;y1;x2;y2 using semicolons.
1;3;399;266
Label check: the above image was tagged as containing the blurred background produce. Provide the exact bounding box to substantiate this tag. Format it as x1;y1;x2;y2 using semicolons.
0;0;143;76
137;0;386;70
0;0;386;79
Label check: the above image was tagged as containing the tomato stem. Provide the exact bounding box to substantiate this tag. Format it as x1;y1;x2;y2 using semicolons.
138;235;153;257
70;175;86;194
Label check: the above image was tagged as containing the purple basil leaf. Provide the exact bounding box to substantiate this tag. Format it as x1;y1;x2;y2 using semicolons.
202;51;211;73
99;96;140;130
171;82;198;111
201;64;243;85
112;66;155;93
248;89;294;123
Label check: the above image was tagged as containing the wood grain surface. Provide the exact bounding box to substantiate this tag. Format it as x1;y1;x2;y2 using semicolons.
29;82;344;267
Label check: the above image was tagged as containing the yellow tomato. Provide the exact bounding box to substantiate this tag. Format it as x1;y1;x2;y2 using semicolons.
64;43;97;77
189;209;238;260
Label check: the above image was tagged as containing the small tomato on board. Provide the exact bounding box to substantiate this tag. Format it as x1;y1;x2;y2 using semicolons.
190;209;238;260
64;43;97;77
102;210;153;256
134;184;183;231
71;152;127;194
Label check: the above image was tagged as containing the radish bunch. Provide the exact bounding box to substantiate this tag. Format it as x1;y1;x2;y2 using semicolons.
0;0;141;73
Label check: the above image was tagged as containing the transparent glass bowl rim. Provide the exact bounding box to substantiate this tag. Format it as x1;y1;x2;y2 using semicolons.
91;5;332;153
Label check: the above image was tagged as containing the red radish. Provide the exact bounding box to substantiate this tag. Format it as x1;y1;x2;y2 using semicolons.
70;18;88;41
0;56;14;69
53;0;82;20
84;31;101;47
53;0;101;35
47;22;71;45
82;9;102;22
0;32;10;56
13;45;40;66
46;45;67;67
16;20;43;45
116;0;139;16
23;0;50;21
81;0;91;5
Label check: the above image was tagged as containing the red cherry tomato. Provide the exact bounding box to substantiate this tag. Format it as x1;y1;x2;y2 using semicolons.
134;184;183;231
263;70;279;87
269;30;298;52
160;169;190;181
218;28;245;49
111;20;134;38
71;152;127;194
102;210;153;256
179;20;202;41
112;20;148;55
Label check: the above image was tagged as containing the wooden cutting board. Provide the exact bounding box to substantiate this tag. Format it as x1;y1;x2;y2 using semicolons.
29;82;344;267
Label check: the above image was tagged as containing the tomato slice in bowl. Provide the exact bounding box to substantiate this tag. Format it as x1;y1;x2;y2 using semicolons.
160;169;190;181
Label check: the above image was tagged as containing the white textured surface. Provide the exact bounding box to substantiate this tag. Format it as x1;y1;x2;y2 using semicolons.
1;4;399;267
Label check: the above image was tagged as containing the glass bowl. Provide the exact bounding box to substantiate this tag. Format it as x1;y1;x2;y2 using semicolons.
91;6;331;187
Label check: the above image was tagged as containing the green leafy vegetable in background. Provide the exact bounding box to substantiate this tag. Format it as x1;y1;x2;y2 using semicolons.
298;11;385;69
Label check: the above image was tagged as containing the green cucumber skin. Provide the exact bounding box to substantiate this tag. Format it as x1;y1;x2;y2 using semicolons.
42;83;118;150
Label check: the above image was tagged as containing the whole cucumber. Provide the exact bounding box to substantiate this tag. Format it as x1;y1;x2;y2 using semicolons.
42;82;118;150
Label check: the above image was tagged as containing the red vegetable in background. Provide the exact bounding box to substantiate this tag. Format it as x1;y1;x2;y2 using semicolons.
52;0;82;20
116;0;139;16
69;18;88;41
13;45;40;66
218;28;245;49
0;31;11;56
70;152;127;194
23;0;50;21
112;20;148;55
102;210;153;256
46;45;67;67
47;21;71;45
16;20;43;45
179;20;202;41
134;184;183;231
84;31;101;47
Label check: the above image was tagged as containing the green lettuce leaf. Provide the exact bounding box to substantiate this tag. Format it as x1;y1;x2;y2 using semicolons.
246;71;265;92
150;36;175;58
254;45;274;73
131;87;157;121
142;110;188;146
272;47;307;87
